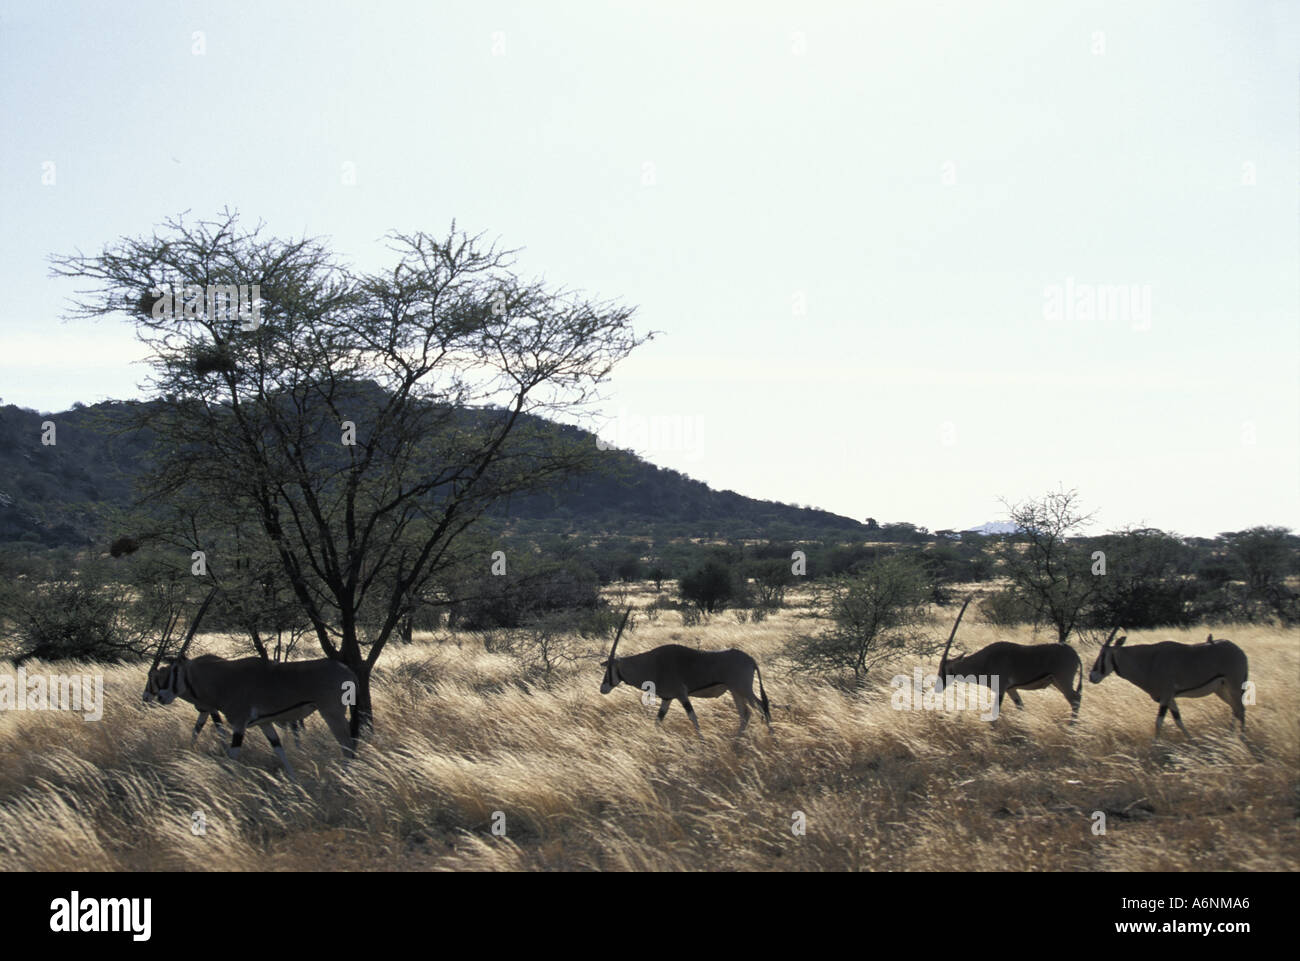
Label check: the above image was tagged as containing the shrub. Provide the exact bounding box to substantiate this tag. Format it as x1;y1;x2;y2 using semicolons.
0;558;181;663
787;555;931;682
978;589;1038;628
678;560;736;613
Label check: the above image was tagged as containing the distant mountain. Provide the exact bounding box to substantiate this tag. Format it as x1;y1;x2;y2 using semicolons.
964;520;1019;535
0;397;870;548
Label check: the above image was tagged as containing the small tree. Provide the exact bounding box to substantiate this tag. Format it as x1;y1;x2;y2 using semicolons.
0;553;192;663
678;560;735;614
1219;526;1299;623
615;555;645;583
998;488;1097;643
51;211;647;730
1086;526;1193;629
748;557;793;609
788;555;930;682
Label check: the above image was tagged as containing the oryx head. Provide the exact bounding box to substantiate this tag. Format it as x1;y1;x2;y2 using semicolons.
599;609;633;695
143;588;216;706
143;661;183;705
933;595;973;696
1088;627;1125;683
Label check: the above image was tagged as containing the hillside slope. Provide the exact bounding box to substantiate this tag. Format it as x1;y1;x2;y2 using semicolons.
0;398;867;547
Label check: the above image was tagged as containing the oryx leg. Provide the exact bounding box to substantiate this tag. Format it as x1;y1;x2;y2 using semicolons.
656;699;672;723
319;708;356;759
1050;675;1081;717
228;729;245;760
192;711;212;744
194;710;228;743
1214;685;1246;730
730;690;751;735
262;725;297;781
680;696;702;736
1007;689;1025;711
1168;701;1190;737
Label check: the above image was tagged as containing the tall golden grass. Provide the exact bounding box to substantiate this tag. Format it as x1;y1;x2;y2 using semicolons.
1;589;1295;871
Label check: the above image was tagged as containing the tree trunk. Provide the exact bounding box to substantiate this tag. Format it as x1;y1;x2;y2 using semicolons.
346;659;374;736
336;620;374;736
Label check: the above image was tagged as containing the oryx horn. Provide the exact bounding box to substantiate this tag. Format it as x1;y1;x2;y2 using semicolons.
938;595;974;672
932;594;1083;721
598;608;771;736
606;608;632;661
150;586;218;673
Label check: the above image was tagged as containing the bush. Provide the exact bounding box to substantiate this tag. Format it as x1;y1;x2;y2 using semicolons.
978;589;1039;628
787;555;931;682
500;614;583;678
447;557;602;630
678;560;736;613
747;557;793;608
1083;527;1195;629
0;558;182;663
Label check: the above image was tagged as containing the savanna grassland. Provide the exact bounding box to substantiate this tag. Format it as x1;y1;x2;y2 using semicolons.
1;586;1296;871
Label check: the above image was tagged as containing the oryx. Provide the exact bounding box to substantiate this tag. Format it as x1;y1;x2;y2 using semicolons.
934;597;1083;721
599;610;771;735
145;592;306;748
167;656;309;749
1087;627;1248;736
143;591;360;779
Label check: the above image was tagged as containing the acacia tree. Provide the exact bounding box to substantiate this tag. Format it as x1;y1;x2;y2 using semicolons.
1086;526;1193;629
788;554;930;683
51;210;647;728
1219;526;1299;623
678;560;735;613
998;488;1097;643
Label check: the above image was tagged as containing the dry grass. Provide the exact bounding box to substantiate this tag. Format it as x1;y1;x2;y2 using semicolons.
1;590;1296;871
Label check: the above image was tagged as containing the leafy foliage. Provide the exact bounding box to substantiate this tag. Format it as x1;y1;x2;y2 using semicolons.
788;555;931;682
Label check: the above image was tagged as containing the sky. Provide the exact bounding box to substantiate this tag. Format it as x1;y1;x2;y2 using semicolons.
1;0;1297;537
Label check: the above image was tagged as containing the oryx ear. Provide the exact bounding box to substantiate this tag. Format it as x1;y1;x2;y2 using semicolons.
1114;635;1127;647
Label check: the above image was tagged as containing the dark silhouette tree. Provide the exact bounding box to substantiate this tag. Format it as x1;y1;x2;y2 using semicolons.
998;488;1097;643
788;554;930;682
51;210;647;729
678;560;735;613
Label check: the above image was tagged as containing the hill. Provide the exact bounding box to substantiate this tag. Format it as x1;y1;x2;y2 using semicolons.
0;397;869;549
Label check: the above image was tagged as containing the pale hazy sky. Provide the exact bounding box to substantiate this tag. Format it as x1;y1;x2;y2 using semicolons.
1;1;1297;537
